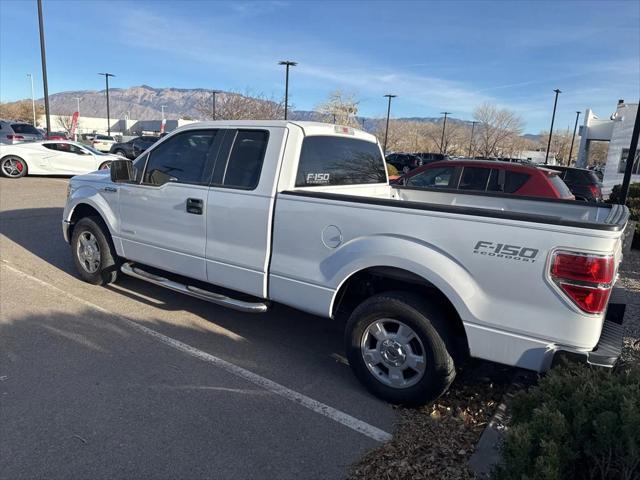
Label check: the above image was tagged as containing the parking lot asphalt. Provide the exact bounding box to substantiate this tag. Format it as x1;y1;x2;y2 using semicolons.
0;177;396;480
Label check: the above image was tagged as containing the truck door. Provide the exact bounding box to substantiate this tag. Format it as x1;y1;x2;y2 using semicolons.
205;127;286;298
117;129;224;281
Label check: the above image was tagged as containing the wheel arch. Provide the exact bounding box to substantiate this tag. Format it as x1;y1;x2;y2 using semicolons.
331;265;470;363
65;192;121;255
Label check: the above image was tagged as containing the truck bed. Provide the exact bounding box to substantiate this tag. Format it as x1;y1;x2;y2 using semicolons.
286;184;629;231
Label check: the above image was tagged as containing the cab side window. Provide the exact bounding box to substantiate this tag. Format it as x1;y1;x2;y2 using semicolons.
142;130;220;186
212;130;269;190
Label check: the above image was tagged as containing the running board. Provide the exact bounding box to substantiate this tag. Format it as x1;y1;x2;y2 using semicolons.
120;262;268;313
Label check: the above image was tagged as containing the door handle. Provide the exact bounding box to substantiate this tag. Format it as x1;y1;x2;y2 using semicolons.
186;198;203;215
103;186;117;193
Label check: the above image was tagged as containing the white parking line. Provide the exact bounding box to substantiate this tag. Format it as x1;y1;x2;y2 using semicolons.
1;262;393;443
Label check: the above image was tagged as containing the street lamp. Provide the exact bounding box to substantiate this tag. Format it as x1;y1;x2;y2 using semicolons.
37;0;51;136
567;111;581;166
27;74;36;126
98;73;115;136
211;90;221;120
440;112;451;155
74;97;81;116
161;105;166;121
278;60;297;120
383;94;397;155
468;120;478;158
544;88;562;164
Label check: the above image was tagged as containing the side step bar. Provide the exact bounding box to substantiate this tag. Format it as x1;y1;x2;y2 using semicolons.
120;262;268;313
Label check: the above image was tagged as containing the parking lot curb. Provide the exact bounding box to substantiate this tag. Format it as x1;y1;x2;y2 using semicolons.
468;370;533;478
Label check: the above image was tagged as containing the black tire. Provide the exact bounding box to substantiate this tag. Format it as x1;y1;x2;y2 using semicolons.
71;216;120;285
113;149;127;157
0;155;28;178
345;291;456;406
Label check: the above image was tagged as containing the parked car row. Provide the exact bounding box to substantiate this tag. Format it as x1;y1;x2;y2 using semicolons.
389;154;604;203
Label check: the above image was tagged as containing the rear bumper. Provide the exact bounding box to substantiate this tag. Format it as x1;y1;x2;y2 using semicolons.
550;302;626;369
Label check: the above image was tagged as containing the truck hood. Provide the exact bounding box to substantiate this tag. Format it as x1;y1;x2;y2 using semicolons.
71;169;112;184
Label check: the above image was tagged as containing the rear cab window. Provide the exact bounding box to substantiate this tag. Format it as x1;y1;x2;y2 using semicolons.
296;136;386;187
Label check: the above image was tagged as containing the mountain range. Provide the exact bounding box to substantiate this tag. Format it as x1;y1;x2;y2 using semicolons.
37;85;467;131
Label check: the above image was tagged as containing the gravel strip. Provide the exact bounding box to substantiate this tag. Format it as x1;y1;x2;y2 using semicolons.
347;362;530;480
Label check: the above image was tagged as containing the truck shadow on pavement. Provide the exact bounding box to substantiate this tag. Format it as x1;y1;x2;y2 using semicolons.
0;309;371;480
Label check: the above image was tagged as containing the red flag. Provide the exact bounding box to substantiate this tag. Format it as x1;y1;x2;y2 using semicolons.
70;111;79;137
160;118;167;134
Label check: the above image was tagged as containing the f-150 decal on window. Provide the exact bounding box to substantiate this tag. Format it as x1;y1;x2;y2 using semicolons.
296;136;386;187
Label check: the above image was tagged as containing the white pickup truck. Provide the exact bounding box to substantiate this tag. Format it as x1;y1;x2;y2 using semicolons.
63;121;629;405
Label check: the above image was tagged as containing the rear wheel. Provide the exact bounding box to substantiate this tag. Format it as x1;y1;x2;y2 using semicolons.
71;216;119;285
345;291;456;406
113;149;127;158
99;161;112;170
1;156;27;178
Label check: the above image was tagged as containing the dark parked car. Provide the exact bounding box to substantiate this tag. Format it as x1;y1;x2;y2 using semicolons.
109;136;159;159
546;166;603;201
393;160;575;200
385;153;424;173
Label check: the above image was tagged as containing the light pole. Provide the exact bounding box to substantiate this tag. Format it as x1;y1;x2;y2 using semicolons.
440;112;451;155
37;0;51;136
161;105;166;121
98;73;115;136
468;120;478;158
27;74;36;126
544;88;562;164
567;111;581;166
211;90;221;120
74;97;81;116
383;94;396;155
278;60;297;120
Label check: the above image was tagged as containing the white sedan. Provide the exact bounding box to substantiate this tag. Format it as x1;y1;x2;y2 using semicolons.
0;140;120;178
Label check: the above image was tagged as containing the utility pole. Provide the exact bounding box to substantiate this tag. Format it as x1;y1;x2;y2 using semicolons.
211;90;220;120
567;111;581;166
440;112;451;155
27;74;36;126
75;97;81;116
278;60;297;120
468;120;478;158
37;0;51;136
619;102;640;205
98;73;115;136
544;89;562;164
383;94;396;155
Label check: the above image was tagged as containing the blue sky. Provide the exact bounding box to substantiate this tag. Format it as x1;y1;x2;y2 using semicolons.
1;0;638;133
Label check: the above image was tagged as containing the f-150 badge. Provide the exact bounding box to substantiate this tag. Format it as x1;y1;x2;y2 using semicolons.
473;241;539;263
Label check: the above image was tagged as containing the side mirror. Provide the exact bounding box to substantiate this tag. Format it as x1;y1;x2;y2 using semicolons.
110;159;134;183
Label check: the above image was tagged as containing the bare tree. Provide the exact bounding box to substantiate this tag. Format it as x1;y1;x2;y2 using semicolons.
195;90;284;120
316;90;360;127
56;114;74;134
473;103;524;158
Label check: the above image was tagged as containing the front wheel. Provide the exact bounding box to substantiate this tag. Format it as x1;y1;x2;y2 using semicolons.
1;156;27;178
345;291;456;406
71;216;119;285
99;161;112;170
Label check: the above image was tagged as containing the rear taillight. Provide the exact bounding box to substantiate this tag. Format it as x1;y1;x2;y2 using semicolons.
589;184;602;199
7;135;24;141
550;251;614;314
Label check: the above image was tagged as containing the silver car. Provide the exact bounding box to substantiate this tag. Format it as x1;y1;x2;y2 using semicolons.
0;120;44;144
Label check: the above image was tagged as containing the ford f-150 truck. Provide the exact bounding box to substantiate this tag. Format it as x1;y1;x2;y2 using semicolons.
63;121;629;405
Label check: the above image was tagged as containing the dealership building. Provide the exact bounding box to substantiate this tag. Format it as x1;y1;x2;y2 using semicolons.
577;100;639;192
